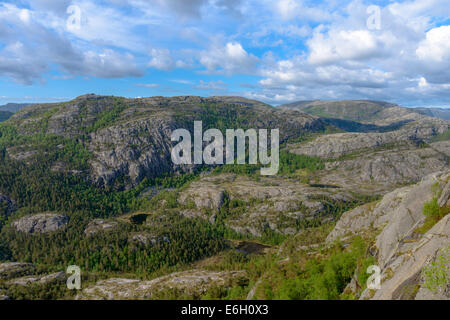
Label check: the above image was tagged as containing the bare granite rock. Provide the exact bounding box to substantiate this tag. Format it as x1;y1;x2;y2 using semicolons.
129;233;170;246
0;262;35;280
327;170;450;300
9;95;325;187
76;269;247;300
178;174;357;237
178;181;225;211
84;219;118;236
289;119;448;159
372;215;450;300
13;213;69;234
318;144;448;193
7;271;66;286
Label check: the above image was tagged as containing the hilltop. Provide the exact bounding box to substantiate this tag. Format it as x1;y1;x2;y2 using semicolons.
280;100;449;132
0;103;35;114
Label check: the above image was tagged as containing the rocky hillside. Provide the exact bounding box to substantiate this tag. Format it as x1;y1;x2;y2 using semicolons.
280;100;449;132
280;100;398;123
2;94;324;187
414;107;450;121
327;171;450;300
76;269;247;300
2;95;447;191
0;103;34;114
0;95;448;300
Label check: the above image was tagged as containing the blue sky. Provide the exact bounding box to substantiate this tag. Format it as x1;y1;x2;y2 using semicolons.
0;0;449;107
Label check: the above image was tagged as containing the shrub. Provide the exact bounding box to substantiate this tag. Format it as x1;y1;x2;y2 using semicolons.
423;198;440;218
423;246;450;294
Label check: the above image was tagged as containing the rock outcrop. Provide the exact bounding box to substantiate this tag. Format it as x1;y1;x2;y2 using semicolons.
128;233;170;246
7;271;66;286
178;181;225;211
371;216;449;300
0;262;35;280
176;173;358;237
13;213;69;234
8;95;325;187
76;269;247;300
84;219;118;236
327;171;450;300
289;121;448;159
292;140;449;194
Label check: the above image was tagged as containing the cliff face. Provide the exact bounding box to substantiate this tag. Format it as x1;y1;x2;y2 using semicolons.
327;171;450;300
5;95;325;187
3;95;448;189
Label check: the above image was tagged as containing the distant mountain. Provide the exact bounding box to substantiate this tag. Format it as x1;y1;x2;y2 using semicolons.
279;100;398;122
0;103;35;113
280;100;450;122
412;107;450;121
4;94;325;187
279;100;450;132
0;111;13;122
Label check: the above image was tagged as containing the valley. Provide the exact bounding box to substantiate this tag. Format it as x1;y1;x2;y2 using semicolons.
0;96;448;300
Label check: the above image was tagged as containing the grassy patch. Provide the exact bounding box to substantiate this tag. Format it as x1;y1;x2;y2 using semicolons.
429;129;450;143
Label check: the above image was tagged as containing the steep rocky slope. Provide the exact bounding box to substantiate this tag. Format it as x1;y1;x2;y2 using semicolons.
288;123;448;159
286;113;448;193
3;95;447;190
312;141;449;194
4;95;324;187
327;170;450;300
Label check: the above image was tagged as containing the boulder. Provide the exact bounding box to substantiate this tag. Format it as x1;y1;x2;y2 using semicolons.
13;213;69;234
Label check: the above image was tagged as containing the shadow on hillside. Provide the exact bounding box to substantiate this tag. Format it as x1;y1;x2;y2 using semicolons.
322;118;414;133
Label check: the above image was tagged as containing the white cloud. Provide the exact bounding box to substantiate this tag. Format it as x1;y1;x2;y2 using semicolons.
194;80;227;90
148;48;175;71
247;0;450;105
307;29;384;65
0;3;143;84
200;42;258;74
1;0;450;107
76;50;143;78
276;0;330;22
150;0;208;19
136;83;159;88
0;42;48;84
416;26;450;63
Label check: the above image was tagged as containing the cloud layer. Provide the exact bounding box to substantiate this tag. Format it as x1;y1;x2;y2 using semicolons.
0;0;450;106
